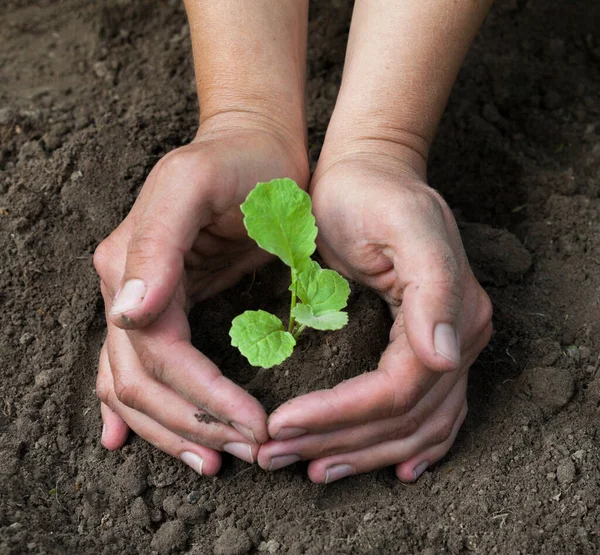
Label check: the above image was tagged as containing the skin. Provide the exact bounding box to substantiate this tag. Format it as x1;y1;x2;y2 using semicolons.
96;0;494;483
96;0;310;475
259;0;495;482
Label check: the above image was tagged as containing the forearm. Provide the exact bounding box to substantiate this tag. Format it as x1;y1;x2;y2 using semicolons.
184;0;308;145
322;0;493;174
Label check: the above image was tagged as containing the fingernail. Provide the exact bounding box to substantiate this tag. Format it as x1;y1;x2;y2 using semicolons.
223;442;254;464
101;424;106;442
110;279;147;316
275;427;307;441
413;461;429;482
231;422;256;443
324;464;354;484
268;454;301;471
180;451;204;476
434;323;460;364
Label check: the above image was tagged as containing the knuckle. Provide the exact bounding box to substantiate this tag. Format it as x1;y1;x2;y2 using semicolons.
431;417;454;445
156;148;217;195
378;367;416;418
400;412;421;438
136;345;156;374
384;413;421;441
114;379;141;411
155;149;190;177
93;238;113;279
126;228;185;274
479;287;494;326
322;386;348;422
430;251;462;293
95;379;110;405
312;442;333;459
135;341;165;383
403;184;444;211
127;233;168;262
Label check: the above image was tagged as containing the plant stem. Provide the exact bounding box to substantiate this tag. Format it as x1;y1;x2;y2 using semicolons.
292;324;306;340
288;268;297;333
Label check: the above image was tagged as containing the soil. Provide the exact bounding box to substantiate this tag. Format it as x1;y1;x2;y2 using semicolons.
1;0;599;553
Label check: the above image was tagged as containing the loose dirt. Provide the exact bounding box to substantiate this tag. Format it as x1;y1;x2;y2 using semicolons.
1;0;599;553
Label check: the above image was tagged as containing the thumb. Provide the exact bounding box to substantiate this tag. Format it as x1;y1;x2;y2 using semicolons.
109;152;213;329
109;226;186;328
398;235;464;373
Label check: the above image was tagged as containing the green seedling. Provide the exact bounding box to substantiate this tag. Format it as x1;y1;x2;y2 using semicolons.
229;178;350;368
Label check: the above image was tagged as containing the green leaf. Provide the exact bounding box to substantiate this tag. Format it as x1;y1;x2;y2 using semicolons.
294;260;350;314
241;178;317;269
292;304;348;331
230;310;296;368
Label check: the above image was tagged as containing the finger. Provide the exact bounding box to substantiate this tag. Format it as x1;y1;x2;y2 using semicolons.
267;327;437;440
100;403;129;451
396;218;465;373
395;401;468;483
306;385;468;484
107;327;257;462
97;342;130;450
267;318;489;441
128;303;270;445
259;371;468;470
108;151;217;329
114;398;223;477
98;343;222;476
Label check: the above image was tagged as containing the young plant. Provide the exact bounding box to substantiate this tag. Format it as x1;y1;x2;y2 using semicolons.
229;178;350;368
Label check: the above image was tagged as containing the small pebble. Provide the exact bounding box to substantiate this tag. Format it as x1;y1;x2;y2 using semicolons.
151;520;188;554
258;540;281;553
176;503;207;524
18;141;45;163
578;346;591;361
565;345;580;362
288;543;305;555
34;369;57;389
128;497;151;529
186;491;201;504
19;332;35;346
58;308;72;327
162;494;181;516
214;527;251;555
482;103;501;124
0;107;16;125
516;366;574;416
151;508;163;523
556;459;576;485
115;456;148;498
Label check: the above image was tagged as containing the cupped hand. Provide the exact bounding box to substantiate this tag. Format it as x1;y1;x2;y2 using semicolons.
94;117;309;475
258;155;492;483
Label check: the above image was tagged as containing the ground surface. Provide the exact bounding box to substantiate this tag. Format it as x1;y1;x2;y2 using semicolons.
1;1;599;553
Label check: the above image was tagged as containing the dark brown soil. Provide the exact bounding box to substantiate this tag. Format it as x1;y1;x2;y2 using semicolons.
1;1;599;553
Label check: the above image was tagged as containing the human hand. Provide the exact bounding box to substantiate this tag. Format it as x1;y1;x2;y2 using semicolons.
94;118;309;475
258;154;492;483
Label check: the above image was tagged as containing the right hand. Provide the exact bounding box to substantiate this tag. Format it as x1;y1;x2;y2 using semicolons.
94;117;309;475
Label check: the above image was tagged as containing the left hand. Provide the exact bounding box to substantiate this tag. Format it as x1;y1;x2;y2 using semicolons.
257;156;492;483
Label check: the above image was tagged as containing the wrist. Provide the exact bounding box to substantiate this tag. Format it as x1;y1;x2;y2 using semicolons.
198;99;307;157
314;110;429;188
195;110;310;185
